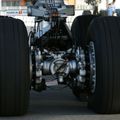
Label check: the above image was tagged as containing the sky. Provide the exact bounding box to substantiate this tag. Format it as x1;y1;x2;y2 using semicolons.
114;0;120;8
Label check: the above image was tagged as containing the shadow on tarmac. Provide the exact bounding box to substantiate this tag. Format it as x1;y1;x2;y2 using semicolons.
28;87;95;115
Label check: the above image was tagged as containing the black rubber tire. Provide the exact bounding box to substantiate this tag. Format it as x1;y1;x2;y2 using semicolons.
87;17;120;114
71;15;98;48
71;15;98;99
0;17;30;116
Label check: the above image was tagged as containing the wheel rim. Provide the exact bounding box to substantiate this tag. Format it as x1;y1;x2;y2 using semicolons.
89;41;96;93
29;32;33;82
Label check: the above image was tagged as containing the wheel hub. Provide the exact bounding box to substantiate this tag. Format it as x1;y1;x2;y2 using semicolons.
89;41;96;93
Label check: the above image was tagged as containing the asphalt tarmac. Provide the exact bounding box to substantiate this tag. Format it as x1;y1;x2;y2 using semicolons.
0;87;120;120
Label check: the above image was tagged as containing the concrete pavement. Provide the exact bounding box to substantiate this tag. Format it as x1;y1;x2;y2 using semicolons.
0;87;120;120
